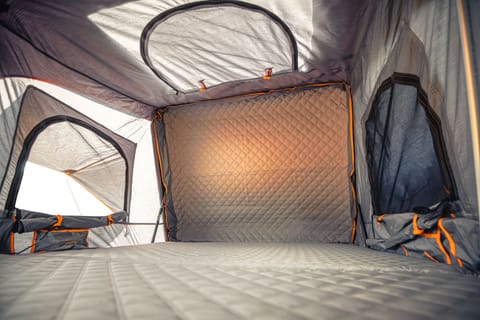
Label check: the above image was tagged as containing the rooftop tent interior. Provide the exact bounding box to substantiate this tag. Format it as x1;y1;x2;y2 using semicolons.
1;0;480;319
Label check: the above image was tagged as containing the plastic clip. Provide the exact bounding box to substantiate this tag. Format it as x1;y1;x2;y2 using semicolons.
263;67;273;80
198;80;207;92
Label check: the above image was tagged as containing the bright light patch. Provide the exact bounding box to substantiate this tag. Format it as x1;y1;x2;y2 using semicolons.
15;161;113;216
88;1;165;62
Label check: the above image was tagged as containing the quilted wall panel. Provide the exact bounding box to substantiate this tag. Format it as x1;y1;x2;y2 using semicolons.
164;86;351;242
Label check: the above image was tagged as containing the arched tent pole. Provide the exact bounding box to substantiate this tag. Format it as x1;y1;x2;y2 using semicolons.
457;0;480;224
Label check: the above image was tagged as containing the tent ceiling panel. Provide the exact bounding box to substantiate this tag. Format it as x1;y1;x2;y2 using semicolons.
0;0;172;106
1;0;368;110
141;1;297;92
0;31;157;118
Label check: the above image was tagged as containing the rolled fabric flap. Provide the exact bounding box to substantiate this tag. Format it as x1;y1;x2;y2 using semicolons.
13;209;58;233
17;216;58;233
13;208;127;232
61;211;127;229
367;201;479;273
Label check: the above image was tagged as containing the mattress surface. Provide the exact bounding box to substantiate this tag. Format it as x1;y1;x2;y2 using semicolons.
1;243;479;320
164;86;352;242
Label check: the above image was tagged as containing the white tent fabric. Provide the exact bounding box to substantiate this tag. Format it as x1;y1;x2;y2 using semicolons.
16;161;114;216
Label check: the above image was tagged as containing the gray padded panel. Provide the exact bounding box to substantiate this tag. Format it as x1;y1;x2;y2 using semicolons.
1;243;479;320
164;86;351;242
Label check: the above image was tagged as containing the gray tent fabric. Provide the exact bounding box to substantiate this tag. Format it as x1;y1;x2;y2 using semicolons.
1;243;480;319
367;201;480;272
0;0;480;319
0;208;127;254
161;85;353;243
13;209;127;233
24;121;128;211
141;1;298;92
351;1;479;238
0;0;367;111
366;74;456;214
0;217;14;253
0;86;136;212
0;0;478;276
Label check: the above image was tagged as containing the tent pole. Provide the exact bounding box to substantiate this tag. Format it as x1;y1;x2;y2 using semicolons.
457;0;480;222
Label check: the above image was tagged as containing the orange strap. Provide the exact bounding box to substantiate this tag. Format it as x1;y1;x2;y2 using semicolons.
346;84;359;244
376;214;385;225
434;230;452;265
412;214;424;235
38;228;88;233
10;216;16;254
438;218;463;268
30;231;38;254
107;214;113;226
412;214;451;265
400;244;409;257
424;251;439;263
51;215;63;228
10;232;15;255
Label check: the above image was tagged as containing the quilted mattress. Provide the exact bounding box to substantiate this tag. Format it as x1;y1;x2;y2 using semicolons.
1;243;479;320
164;86;352;242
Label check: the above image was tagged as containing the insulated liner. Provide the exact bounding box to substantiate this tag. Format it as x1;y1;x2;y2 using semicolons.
164;86;352;242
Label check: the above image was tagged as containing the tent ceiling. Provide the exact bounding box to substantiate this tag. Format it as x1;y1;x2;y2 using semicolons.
0;0;368;115
141;1;298;92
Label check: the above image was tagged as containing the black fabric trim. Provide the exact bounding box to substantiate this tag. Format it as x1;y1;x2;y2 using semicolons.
140;0;299;93
366;72;457;214
5;115;130;213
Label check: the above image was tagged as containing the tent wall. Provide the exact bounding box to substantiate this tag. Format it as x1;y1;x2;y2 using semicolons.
365;74;456;214
0;86;136;212
0;78;163;246
0;0;478;264
351;0;479;242
158;85;354;243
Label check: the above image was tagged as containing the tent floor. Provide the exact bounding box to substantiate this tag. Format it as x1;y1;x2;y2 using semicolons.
1;242;479;319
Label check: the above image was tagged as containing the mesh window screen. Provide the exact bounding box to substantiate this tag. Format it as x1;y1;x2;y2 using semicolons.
366;74;456;214
142;2;297;92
